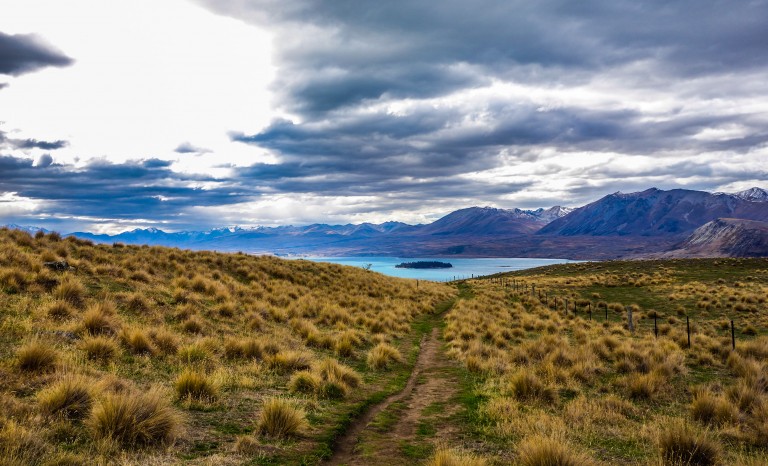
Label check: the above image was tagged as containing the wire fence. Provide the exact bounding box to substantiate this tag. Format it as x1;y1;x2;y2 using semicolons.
471;275;764;352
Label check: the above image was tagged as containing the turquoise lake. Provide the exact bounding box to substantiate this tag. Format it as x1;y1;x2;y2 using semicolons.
299;257;578;281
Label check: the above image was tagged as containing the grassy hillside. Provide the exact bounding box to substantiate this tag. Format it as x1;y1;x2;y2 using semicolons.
0;228;454;465
5;227;767;465
439;259;768;464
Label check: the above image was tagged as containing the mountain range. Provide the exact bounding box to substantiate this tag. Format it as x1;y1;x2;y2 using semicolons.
6;187;768;259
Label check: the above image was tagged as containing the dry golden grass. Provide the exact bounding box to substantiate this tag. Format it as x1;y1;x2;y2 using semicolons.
87;388;181;447
0;421;48;466
175;370;218;403
441;265;768;465
366;342;404;370
81;336;119;362
426;446;488;466
16;340;59;372
657;420;721;466
0;227;453;464
38;374;96;420
257;397;307;438
516;435;596;466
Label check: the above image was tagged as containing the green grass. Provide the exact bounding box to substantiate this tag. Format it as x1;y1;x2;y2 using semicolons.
421;401;447;417
583;433;650;462
416;420;436;436
370;400;406;432
400;440;434;459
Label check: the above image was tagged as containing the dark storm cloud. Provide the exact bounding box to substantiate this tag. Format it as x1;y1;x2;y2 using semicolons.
13;138;68;150
0;152;526;229
0;155;242;223
234;103;763;176
0;129;69;151
0;31;73;76
193;0;768;210
200;0;768;113
282;62;486;116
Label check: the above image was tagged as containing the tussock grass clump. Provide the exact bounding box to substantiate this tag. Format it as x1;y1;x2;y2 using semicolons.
150;329;179;355
234;435;261;455
426;446;488;466
120;328;155;355
38;374;96;420
316;358;361;389
216;301;236;318
81;336;119;362
178;343;210;364
334;335;355;357
81;304;118;336
288;359;359;399
318;376;348;400
0;268;30;293
516;435;595;466
508;372;557;404
189;275;211;294
725;381;763;414
247;313;265;331
691;391;738;426
257;397;306;438
223;337;263;360
288;370;322;395
16;341;58;372
366;342;403;370
182;317;204;334
123;292;151;313
175;370;218;403
268;350;313;373
88;388;182;447
657;420;721;466
52;276;85;307
45;299;74;320
627;372;663;400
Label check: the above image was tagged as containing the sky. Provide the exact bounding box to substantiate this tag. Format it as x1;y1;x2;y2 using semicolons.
1;0;767;233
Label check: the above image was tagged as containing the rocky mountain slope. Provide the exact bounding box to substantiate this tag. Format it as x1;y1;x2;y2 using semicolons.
658;218;768;258
538;188;768;237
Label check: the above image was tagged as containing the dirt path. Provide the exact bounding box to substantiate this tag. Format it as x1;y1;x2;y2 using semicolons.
326;327;463;466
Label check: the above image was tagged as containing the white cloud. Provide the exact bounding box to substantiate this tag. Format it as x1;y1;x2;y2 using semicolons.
0;0;276;169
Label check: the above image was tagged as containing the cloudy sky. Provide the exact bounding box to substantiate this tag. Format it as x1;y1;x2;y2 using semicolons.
1;0;767;233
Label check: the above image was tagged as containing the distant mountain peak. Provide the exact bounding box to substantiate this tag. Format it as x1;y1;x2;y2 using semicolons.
733;187;768;202
539;187;768;237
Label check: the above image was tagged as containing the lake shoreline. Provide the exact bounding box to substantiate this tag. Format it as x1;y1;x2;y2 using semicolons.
295;256;580;281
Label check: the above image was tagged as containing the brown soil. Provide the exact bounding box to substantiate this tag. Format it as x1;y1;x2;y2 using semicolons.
326;327;463;465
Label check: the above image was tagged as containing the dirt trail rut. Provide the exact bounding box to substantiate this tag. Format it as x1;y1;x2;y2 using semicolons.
326;327;462;465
